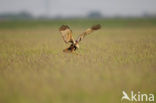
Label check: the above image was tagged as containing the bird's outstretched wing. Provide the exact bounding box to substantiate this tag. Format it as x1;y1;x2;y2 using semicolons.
59;25;75;44
76;24;101;43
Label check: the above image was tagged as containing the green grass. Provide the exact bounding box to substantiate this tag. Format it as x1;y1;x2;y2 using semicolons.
0;19;156;103
1;18;156;29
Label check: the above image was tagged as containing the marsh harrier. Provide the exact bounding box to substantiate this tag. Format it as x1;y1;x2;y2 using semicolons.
59;24;101;52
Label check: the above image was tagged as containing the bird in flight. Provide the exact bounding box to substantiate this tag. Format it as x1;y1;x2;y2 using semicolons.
59;24;101;53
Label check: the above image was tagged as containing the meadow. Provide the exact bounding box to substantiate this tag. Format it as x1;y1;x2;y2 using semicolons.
0;19;156;103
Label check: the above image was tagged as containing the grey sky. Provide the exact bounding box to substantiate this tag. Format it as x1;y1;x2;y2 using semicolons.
0;0;156;17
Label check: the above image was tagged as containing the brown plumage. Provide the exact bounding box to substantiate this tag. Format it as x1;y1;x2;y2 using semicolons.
59;24;101;53
59;25;75;44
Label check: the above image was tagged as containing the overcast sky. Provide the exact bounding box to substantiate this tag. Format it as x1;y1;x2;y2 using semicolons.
0;0;156;17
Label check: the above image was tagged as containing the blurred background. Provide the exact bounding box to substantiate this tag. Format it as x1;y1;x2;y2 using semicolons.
0;0;156;20
0;1;156;103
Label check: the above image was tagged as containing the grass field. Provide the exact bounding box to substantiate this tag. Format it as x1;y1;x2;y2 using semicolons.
0;19;156;103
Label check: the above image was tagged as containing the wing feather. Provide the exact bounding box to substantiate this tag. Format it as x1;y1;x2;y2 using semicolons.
76;24;101;43
59;25;75;44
